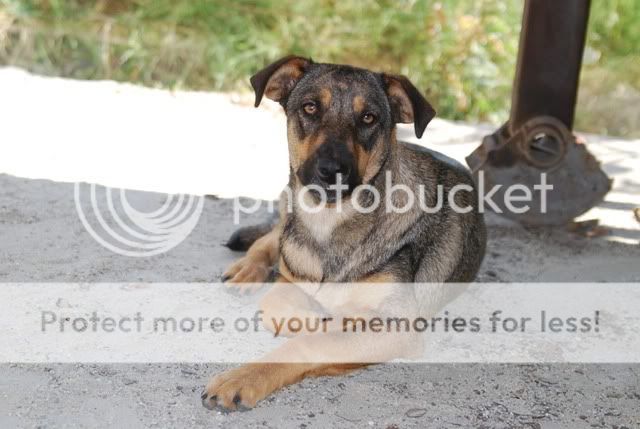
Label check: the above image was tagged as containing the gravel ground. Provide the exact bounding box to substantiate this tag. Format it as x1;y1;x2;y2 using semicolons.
1;174;639;428
2;362;639;428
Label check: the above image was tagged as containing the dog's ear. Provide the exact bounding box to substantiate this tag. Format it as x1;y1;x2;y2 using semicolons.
250;55;313;108
382;74;436;139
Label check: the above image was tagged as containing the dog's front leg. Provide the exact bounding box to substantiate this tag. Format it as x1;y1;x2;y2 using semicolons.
202;326;417;411
222;225;280;292
259;282;331;337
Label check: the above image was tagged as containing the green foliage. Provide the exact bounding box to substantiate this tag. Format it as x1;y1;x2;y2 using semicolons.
0;0;638;136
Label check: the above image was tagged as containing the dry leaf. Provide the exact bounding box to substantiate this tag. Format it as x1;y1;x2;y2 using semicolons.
567;219;609;238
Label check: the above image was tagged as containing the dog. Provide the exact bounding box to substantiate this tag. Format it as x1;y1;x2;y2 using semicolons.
202;55;486;411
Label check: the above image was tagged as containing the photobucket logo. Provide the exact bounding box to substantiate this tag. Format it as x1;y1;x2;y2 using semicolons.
233;171;553;224
74;183;204;257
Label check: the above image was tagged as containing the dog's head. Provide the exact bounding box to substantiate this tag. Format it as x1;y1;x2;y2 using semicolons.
251;56;435;202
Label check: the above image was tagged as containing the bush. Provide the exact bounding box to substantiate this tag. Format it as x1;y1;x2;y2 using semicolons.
0;0;638;136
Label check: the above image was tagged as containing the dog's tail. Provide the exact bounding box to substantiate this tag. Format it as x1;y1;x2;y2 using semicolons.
224;212;279;251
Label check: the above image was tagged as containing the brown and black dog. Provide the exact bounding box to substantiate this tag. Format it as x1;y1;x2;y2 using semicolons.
202;56;486;411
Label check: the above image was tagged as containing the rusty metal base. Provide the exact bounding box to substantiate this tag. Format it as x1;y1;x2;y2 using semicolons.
467;119;611;226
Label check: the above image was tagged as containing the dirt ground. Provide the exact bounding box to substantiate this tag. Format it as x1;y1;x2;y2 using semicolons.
0;68;639;428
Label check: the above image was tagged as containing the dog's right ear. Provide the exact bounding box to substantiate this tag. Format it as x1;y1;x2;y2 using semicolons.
250;55;312;108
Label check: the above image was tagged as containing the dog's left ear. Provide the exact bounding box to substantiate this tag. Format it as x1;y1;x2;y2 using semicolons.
382;74;436;139
250;55;313;108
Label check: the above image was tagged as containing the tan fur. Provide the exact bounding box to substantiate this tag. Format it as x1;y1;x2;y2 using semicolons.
287;124;327;171
207;269;411;410
385;78;415;123
280;239;323;281
361;134;389;183
259;281;327;337
206;362;367;410
314;280;398;316
222;225;280;290
352;95;365;113
205;318;413;410
354;135;375;180
320;87;332;108
264;59;307;102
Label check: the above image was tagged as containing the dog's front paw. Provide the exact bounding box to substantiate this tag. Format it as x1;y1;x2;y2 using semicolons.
222;257;271;293
202;364;279;411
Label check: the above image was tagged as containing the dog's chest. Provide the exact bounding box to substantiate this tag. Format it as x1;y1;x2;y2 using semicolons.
297;204;352;243
281;203;362;282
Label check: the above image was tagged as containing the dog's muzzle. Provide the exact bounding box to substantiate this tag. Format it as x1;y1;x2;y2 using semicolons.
310;161;352;203
315;158;351;187
297;141;360;202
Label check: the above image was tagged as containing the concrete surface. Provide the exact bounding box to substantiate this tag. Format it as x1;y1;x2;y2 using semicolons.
1;68;639;428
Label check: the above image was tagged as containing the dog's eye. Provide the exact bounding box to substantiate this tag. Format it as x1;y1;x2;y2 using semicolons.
362;112;376;125
303;102;317;115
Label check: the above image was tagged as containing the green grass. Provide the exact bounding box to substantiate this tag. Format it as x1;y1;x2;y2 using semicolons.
0;0;638;137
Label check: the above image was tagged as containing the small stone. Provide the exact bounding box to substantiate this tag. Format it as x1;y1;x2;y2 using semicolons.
406;408;428;418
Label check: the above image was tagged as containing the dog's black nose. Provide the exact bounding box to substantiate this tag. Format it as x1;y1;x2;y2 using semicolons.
316;158;350;184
